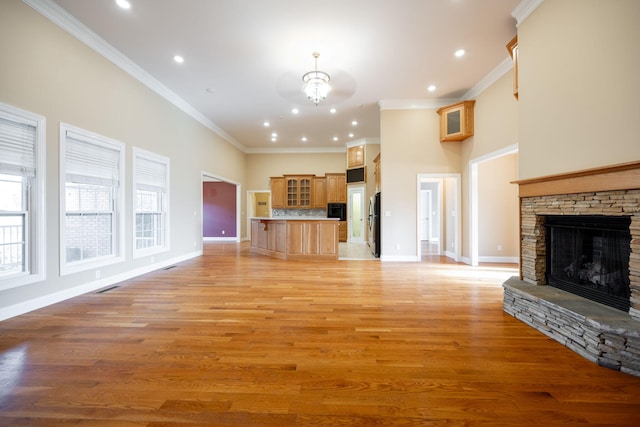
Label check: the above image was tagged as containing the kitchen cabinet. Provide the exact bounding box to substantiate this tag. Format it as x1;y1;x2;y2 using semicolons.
338;221;347;242
270;177;285;208
326;173;346;203
373;153;381;193
285;175;314;208
313;176;327;208
251;218;339;260
506;35;518;100
347;145;365;168
436;100;475;142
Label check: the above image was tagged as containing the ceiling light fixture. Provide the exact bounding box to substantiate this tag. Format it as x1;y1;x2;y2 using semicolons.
302;52;330;106
116;0;131;9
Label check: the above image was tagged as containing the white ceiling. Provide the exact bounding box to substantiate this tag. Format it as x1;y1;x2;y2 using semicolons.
49;0;521;152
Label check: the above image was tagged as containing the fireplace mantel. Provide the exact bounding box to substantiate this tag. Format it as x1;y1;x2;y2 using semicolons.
513;161;640;198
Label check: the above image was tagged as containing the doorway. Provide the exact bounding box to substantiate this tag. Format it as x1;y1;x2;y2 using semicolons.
201;171;241;242
347;186;365;244
246;190;271;241
416;174;460;261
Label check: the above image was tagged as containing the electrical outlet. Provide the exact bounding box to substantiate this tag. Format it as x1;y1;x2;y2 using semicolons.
221;230;225;235
498;245;503;251
95;270;101;279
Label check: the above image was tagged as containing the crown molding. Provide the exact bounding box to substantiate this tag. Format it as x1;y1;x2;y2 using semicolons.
346;137;380;149
244;146;347;155
462;57;512;100
22;0;247;153
378;99;458;110
512;0;544;26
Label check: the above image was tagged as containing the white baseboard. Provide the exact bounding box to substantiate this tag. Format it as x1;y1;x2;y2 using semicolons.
0;250;202;321
203;237;240;242
478;256;519;264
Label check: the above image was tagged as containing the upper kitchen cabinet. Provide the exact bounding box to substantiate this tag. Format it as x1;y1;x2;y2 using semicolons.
506;35;519;100
347;145;365;168
313;176;327;208
285;175;314;208
436;100;475;142
270;177;285;209
326;173;346;204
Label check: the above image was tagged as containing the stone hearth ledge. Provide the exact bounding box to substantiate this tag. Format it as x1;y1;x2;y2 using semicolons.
503;277;640;376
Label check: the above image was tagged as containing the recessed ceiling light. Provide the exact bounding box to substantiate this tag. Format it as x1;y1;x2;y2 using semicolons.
454;49;465;57
427;85;436;92
301;137;307;142
271;137;277;142
173;55;184;64
349;133;354;138
263;121;270;127
330;108;337;114
116;0;131;9
351;120;358;126
292;108;299;115
333;137;339;142
271;132;278;138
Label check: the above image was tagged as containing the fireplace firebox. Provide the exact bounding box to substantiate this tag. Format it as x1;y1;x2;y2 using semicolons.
545;215;631;312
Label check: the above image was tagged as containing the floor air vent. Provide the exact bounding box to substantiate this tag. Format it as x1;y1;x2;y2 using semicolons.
96;286;119;294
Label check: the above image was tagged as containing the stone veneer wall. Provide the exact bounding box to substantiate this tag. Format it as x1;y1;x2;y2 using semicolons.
520;189;640;320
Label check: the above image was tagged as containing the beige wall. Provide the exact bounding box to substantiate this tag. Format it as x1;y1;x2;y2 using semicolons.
380;108;461;259
460;72;519;260
0;0;245;314
478;153;519;259
518;0;640;179
245;152;346;191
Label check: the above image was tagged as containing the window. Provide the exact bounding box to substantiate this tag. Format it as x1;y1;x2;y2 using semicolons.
0;102;45;290
60;124;124;274
133;148;169;256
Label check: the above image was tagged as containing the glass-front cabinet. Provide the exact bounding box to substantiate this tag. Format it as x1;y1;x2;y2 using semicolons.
285;175;313;208
436;100;475;142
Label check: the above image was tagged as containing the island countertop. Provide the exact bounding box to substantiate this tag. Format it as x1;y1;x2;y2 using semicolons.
250;217;339;260
250;216;339;221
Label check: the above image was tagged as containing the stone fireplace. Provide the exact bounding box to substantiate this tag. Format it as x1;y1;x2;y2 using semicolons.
503;161;640;376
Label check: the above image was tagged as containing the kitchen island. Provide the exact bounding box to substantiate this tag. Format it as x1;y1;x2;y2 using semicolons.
250;217;340;260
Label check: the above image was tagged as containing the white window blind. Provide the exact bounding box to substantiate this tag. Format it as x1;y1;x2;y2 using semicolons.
65;130;121;187
0;115;36;177
135;156;167;193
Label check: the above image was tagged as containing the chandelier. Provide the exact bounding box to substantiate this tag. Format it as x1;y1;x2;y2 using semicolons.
302;52;330;105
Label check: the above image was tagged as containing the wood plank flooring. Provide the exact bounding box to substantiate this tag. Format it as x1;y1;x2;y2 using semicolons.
2;242;640;426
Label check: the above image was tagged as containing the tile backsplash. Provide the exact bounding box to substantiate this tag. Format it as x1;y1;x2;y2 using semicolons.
272;208;327;218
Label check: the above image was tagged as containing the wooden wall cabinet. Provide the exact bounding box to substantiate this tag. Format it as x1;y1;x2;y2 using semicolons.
270;177;285;209
436;100;475;142
347;145;365;168
313;177;327;208
373;153;381;194
506;35;519;100
285;175;314;208
326;173;347;203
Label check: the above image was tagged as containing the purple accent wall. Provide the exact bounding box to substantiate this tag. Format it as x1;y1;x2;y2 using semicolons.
203;182;236;238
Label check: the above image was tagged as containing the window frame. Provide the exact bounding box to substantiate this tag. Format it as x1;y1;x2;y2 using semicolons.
59;123;125;276
132;147;170;258
0;102;46;291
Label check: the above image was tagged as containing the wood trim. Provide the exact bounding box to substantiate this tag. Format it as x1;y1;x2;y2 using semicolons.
513;161;640;198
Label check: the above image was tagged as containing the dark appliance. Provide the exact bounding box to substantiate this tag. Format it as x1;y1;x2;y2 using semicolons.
368;192;381;257
346;167;366;183
327;203;346;221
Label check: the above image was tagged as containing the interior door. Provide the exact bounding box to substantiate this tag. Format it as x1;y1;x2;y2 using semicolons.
419;190;432;241
348;186;365;244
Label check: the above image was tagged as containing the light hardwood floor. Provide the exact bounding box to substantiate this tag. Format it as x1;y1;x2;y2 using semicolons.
1;242;640;426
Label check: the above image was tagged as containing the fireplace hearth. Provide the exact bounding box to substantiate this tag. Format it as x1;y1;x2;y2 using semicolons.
545;215;631;312
504;162;640;376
